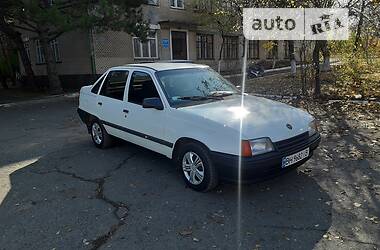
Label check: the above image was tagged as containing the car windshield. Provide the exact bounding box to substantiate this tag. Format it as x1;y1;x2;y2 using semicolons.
155;68;240;107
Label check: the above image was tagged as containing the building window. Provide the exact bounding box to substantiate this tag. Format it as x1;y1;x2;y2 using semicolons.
133;33;158;59
194;0;212;12
50;39;60;62
36;40;44;64
248;40;259;59
24;42;30;59
223;36;239;59
170;0;184;9
266;41;278;59
196;34;213;60
146;0;159;5
35;39;61;64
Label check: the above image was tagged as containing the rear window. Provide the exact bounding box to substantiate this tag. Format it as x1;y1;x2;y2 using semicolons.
99;71;129;101
91;74;106;94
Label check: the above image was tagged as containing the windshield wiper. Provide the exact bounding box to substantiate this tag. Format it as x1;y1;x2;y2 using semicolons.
177;95;222;101
207;91;235;98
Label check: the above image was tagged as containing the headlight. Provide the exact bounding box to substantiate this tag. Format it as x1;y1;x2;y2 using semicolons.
308;119;319;136
242;138;274;157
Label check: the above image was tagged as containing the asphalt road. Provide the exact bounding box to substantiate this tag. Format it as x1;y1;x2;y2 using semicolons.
0;97;378;250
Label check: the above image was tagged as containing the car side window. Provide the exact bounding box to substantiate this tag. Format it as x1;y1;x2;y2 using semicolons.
128;71;160;105
99;70;129;101
91;74;106;94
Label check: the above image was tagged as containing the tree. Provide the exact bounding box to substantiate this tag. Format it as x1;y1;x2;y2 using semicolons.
0;0;149;94
342;0;379;53
193;0;241;73
195;0;317;76
307;0;336;97
0;9;36;88
266;0;304;74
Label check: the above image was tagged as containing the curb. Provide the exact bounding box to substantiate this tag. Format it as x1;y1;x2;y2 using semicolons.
0;92;79;108
254;94;380;104
222;61;340;79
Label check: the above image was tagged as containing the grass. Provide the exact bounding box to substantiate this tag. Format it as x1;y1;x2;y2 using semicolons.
245;59;380;100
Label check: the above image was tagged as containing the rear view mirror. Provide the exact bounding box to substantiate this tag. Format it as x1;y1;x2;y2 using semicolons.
142;97;164;110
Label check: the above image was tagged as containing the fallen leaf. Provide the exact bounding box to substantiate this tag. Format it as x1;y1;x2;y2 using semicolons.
365;216;379;224
353;202;362;208
179;228;192;237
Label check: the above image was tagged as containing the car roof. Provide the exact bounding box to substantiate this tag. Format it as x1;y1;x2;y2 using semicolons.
110;63;209;72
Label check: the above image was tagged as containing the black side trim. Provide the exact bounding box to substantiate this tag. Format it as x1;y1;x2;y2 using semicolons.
77;108;91;125
101;120;173;148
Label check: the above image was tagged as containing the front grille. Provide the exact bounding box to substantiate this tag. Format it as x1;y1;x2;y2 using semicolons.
274;132;309;153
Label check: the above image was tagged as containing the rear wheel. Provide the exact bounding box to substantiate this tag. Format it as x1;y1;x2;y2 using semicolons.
177;142;218;192
90;120;113;149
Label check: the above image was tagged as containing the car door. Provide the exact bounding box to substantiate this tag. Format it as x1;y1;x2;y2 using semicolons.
123;70;171;157
97;70;130;139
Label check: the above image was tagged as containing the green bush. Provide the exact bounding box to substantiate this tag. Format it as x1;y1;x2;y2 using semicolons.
329;36;380;98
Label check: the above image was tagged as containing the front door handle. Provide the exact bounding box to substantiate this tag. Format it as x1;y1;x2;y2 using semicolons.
123;109;129;114
98;102;102;106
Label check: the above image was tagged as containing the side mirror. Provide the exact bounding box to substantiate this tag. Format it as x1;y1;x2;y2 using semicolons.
142;97;164;110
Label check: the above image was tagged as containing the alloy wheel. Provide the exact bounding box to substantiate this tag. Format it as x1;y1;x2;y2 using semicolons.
182;151;205;185
92;123;103;145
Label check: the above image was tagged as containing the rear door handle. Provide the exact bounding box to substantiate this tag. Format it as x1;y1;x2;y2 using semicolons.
123;109;129;114
98;102;102;106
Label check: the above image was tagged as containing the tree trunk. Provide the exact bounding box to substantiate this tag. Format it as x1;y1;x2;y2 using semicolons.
289;41;296;76
14;35;36;87
40;33;63;94
0;18;36;87
0;76;8;89
313;41;321;98
272;44;277;69
354;0;366;52
0;34;16;86
364;30;371;64
300;41;306;95
218;35;225;73
272;57;276;69
322;56;330;71
321;40;331;71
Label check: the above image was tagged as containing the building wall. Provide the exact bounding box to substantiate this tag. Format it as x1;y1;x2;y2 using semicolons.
22;31;92;76
92;30;300;75
19;0;305;87
142;0;196;25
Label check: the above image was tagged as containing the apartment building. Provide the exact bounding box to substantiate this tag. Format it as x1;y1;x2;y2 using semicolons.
20;0;299;88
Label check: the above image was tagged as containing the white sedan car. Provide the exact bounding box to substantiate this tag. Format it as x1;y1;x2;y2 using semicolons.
78;63;320;192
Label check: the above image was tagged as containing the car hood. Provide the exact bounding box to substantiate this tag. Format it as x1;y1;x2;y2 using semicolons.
178;95;314;142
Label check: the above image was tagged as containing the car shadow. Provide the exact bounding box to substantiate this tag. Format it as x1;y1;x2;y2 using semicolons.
0;139;332;250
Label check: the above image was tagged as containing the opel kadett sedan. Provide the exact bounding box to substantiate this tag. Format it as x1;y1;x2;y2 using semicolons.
78;63;320;192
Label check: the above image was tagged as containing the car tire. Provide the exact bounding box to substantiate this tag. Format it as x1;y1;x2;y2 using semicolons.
177;142;218;192
90;120;113;149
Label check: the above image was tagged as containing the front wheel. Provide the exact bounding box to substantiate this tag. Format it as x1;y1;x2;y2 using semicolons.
90;120;113;149
178;143;218;192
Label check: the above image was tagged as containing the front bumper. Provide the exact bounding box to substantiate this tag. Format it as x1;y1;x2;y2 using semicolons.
211;133;321;183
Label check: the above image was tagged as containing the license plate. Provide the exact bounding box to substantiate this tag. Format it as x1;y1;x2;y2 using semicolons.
281;148;310;168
